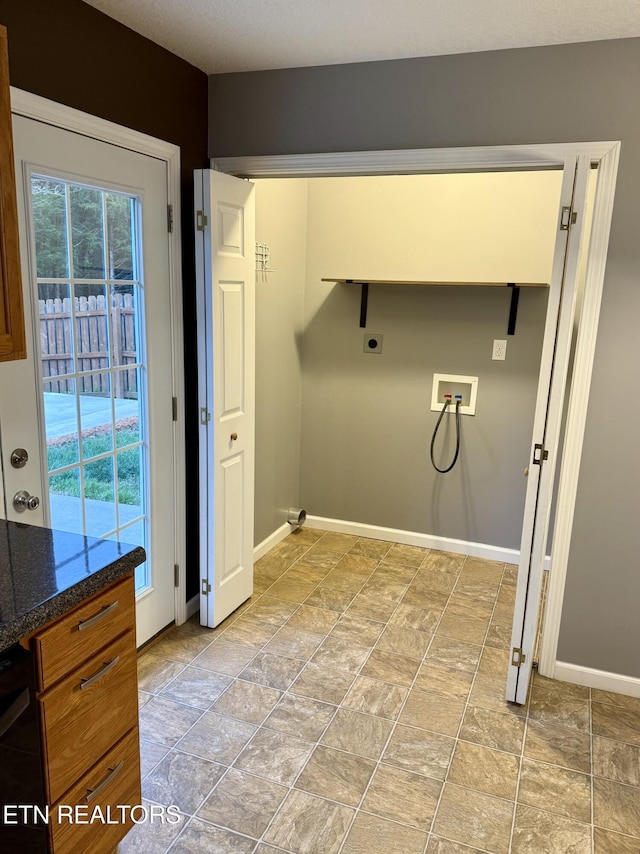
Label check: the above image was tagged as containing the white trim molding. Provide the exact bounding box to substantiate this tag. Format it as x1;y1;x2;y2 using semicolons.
254;522;292;561
11;88;177;162
212;142;618;178
308;515;532;566
538;142;620;678
10;87;187;627
258;515;552;569
554;662;640;699
185;594;200;621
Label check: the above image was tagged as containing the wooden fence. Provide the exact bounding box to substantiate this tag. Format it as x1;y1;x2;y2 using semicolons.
39;293;138;398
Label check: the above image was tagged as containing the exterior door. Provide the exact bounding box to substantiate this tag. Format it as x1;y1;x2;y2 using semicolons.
507;155;591;704
195;169;255;627
0;115;176;646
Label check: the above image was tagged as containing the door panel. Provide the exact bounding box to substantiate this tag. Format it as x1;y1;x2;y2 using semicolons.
220;281;245;416
0;115;175;645
222;453;244;581
218;204;245;255
507;155;591;704
195;170;255;628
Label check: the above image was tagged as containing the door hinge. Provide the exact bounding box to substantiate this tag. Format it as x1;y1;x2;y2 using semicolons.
174;564;180;587
196;210;208;231
200;407;211;425
167;204;174;233
532;443;549;466
511;647;527;667
201;578;211;595
560;205;577;231
172;396;178;421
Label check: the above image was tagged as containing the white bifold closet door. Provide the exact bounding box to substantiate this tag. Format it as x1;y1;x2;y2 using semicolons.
507;155;591;704
194;169;256;628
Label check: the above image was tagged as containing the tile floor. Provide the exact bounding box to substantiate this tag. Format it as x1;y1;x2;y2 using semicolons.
119;529;640;854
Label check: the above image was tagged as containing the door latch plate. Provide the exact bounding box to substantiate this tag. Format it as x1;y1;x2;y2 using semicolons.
511;647;527;667
560;205;577;231
532;443;548;466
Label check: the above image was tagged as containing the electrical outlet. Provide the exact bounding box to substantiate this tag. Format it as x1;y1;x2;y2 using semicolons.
492;339;507;361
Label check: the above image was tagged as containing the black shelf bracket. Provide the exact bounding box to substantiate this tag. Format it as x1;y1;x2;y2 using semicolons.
347;278;521;333
507;283;520;335
350;280;369;328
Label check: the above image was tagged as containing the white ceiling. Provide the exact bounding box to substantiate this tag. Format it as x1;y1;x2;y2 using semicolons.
83;0;640;74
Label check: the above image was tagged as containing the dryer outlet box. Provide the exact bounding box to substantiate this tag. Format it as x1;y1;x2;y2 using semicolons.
431;374;478;416
364;334;383;354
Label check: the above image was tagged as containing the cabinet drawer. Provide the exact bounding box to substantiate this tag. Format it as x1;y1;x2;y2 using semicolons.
49;726;141;854
34;575;134;690
40;630;138;803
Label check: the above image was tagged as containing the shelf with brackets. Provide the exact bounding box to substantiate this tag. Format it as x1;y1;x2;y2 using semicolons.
320;278;550;335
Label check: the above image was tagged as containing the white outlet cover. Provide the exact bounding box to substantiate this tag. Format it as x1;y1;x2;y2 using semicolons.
492;339;507;360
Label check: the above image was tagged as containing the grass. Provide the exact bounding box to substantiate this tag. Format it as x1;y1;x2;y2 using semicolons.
48;429;141;505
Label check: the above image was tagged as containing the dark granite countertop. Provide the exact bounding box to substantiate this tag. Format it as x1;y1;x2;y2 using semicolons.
0;519;145;650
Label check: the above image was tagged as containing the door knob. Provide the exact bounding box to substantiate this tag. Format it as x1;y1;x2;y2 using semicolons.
230;432;238;441
13;490;41;512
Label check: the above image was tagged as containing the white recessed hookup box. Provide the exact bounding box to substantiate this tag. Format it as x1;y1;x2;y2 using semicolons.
431;374;478;416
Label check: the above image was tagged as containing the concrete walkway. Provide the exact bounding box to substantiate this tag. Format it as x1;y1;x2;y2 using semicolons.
49;492;143;540
44;392;139;440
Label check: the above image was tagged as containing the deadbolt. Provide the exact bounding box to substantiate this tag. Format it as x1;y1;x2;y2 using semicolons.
10;448;28;469
13;490;40;512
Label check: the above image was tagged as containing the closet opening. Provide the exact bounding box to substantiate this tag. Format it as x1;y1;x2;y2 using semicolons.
198;140;617;703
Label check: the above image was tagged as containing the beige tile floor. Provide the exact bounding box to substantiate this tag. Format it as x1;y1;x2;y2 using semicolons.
118;529;640;854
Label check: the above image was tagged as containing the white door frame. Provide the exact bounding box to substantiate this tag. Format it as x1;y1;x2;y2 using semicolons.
213;141;620;681
9;87;187;626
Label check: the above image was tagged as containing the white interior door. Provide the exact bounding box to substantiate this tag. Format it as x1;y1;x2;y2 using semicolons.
195;169;255;627
507;154;591;704
0;115;176;646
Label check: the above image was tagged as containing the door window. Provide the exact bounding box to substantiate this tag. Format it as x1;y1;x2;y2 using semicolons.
31;175;148;591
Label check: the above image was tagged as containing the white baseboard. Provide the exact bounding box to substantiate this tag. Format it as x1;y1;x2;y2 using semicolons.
306;515;551;568
254;522;292;561
554;661;640;698
185;594;199;621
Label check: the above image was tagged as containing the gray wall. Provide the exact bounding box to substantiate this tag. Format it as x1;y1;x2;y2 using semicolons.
298;173;555;551
253;179;307;544
210;38;640;679
300;284;547;549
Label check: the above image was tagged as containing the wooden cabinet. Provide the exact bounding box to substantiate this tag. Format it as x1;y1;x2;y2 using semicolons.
0;25;26;361
33;576;136;692
40;630;138;803
30;574;140;853
49;728;140;854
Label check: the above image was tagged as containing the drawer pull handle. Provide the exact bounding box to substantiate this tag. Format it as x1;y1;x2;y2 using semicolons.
80;655;120;690
85;761;124;803
77;600;120;632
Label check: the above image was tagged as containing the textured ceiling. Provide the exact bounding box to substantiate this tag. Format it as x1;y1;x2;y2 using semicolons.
82;0;640;74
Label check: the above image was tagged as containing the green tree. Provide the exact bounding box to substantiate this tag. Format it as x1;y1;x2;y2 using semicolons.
31;178;67;279
31;177;135;287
